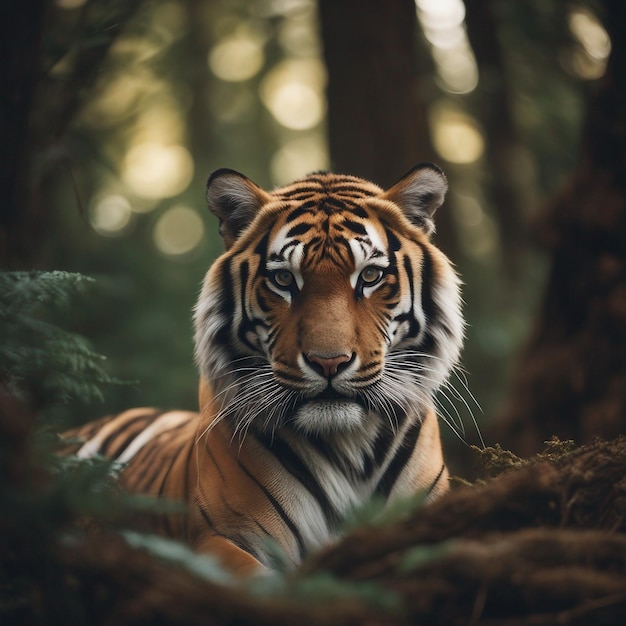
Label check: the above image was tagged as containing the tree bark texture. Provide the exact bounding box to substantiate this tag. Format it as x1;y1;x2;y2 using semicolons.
318;0;432;188
492;0;626;455
318;0;457;256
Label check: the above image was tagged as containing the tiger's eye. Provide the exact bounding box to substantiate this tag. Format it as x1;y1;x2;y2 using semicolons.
273;270;295;288
360;266;384;285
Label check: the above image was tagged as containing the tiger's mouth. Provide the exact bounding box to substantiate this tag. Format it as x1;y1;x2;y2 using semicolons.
312;387;351;402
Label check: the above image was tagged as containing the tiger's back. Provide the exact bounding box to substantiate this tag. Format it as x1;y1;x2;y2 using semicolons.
64;164;464;577
65;409;199;534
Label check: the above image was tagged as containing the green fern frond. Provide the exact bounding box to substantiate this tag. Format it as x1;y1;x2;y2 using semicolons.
0;271;118;411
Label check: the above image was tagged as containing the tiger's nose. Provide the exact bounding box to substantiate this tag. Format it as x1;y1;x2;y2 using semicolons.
305;352;353;378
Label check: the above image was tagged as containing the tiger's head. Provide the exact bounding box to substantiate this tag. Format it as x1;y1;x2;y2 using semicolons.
194;165;463;437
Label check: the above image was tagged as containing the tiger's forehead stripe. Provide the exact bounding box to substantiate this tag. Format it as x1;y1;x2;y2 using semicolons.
266;198;388;274
272;173;382;202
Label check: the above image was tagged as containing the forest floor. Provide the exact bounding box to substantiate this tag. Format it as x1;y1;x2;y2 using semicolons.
2;395;626;625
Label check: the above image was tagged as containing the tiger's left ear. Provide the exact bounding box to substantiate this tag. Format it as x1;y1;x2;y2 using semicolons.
206;168;271;249
382;163;448;237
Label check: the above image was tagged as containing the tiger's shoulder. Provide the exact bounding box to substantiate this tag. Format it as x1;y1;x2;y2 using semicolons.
61;408;200;483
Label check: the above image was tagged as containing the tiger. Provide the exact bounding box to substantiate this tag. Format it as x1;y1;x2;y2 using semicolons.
63;163;464;578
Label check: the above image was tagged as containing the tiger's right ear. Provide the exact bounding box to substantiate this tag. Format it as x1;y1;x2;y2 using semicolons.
382;163;448;237
206;169;271;249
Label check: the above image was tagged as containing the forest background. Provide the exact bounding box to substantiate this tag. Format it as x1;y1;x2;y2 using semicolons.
3;0;626;623
5;0;618;468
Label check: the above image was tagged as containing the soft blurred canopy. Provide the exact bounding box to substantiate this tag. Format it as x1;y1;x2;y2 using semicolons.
2;0;610;451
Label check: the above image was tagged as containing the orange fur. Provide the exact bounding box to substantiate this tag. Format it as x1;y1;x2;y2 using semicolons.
63;166;464;577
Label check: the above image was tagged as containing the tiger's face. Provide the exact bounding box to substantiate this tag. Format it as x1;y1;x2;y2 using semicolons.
194;165;463;437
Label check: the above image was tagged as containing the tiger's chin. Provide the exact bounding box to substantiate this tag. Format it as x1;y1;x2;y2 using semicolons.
293;400;367;435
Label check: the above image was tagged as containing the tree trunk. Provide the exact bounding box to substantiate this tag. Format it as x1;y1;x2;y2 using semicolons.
493;0;626;455
0;1;47;266
0;1;145;267
318;0;457;255
463;0;532;275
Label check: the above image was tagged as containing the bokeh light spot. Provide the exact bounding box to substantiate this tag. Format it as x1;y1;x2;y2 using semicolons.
209;35;264;82
569;8;611;61
430;102;484;164
416;0;465;30
90;195;133;236
153;205;205;256
270;136;329;186
122;143;194;199
567;7;610;80
416;0;478;94
260;59;326;130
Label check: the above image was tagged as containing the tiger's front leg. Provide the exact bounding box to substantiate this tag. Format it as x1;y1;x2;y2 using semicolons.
193;534;269;578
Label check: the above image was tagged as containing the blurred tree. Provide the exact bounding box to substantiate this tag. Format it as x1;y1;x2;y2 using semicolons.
0;0;46;266
318;0;432;187
493;0;626;455
463;0;530;275
318;0;458;257
0;0;146;267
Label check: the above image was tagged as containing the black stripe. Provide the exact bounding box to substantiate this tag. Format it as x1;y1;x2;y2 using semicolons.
402;255;422;337
342;219;368;236
322;197;349;213
357;360;380;373
129;442;169;492
274;369;305;384
197;496;260;560
256;290;271;313
277;187;321;199
327;234;352;257
346;205;369;218
353;370;382;384
254;230;270;257
99;410;161;458
329;184;375;198
287;222;313;237
371;421;396;467
286;204;316;221
419;244;439;322
203;440;226;483
258;434;341;530
384;226;402;253
413;244;441;352
238;459;306;559
301;432;367;483
197;500;218;532
375;421;422;499
237;261;261;352
279;240;299;257
427;463;446;495
157;440;188;497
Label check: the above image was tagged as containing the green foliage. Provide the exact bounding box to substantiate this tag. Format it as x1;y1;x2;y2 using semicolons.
122;531;234;585
342;490;428;534
0;271;194;619
0;271;119;417
396;541;453;575
294;572;400;611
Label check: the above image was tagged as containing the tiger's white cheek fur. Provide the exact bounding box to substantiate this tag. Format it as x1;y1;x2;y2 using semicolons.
194;277;232;381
